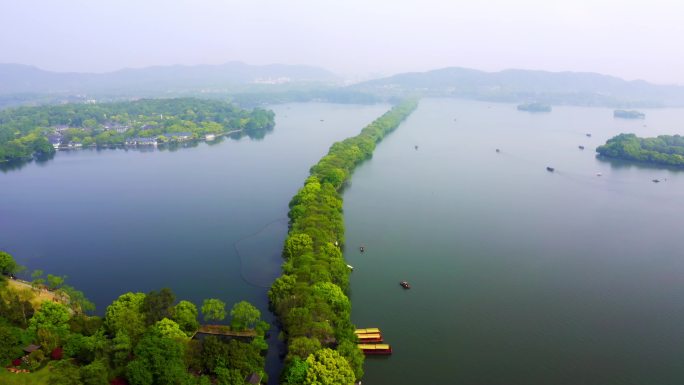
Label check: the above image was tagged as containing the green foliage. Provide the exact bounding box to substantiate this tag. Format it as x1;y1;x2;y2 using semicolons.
597;133;684;166
0;251;18;275
51;360;83;385
283;357;308;385
270;99;418;382
104;292;146;341
0;98;275;162
0;319;23;366
47;274;66;290
229;301;260;331
304;348;356;385
80;359;109;385
172;300;199;336
142;288;175;325
154;318;188;340
28;301;71;337
201;298;226;322
215;366;243;385
126;333;186;385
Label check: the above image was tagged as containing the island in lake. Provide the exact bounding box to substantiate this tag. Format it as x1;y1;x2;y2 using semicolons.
614;109;645;119
596;133;684;166
517;102;552;112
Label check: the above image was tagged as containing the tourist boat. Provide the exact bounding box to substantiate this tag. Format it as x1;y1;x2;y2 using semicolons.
355;328;381;335
400;281;411;289
578;145;585;150
546;166;555;172
358;344;392;355
357;333;383;343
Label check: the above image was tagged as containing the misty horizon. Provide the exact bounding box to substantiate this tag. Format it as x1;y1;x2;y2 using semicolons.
2;0;683;85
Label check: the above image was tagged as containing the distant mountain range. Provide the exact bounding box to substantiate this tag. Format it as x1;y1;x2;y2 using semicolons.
3;63;684;108
0;62;338;94
351;67;684;107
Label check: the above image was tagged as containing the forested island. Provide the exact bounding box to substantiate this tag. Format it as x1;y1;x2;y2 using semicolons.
0;251;270;385
0;98;275;163
596;133;684;166
517;102;552;112
269;99;418;384
613;110;645;119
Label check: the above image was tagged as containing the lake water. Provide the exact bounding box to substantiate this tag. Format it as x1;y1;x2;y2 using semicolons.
0;102;390;384
344;99;684;385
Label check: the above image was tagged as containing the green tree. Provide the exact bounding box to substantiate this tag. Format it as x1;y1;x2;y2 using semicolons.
201;298;226;322
304;348;355;385
215;366;243;385
127;333;186;385
172;300;199;336
50;359;83;385
47;274;66;290
80;359;109;385
286;337;321;362
284;357;308;385
104;292;146;341
0;251;18;275
28;301;71;337
142;287;175;325
154;318;188;340
229;301;260;331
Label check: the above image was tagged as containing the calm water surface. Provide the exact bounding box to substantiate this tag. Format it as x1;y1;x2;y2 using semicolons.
0;102;389;384
344;99;684;385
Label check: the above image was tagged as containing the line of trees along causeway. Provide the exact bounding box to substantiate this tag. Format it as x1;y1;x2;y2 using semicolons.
268;99;419;384
596;133;684;167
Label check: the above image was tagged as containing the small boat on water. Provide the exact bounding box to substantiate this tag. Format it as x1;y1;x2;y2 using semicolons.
358;344;392;355
578;145;585;150
586;133;592;137
347;264;354;270
652;179;661;183
596;172;602;177
355;328;381;335
359;246;365;253
546;166;555;172
495;148;500;153
357;333;383;343
400;281;411;289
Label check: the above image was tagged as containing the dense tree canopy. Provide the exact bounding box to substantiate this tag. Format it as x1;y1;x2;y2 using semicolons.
0;98;275;162
597;133;684;166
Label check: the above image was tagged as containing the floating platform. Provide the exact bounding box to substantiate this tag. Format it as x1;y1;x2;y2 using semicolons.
355;328;381;335
358;343;392;355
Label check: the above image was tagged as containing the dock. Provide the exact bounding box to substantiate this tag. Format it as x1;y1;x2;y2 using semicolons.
191;325;257;341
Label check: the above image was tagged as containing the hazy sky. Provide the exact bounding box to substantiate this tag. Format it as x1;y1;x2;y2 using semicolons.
1;0;683;83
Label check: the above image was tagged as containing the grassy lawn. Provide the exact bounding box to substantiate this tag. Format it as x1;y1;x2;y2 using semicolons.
0;364;51;385
5;279;61;308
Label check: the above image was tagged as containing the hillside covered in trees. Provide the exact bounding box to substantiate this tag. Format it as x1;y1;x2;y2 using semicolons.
269;99;418;384
596;133;684;167
0;98;275;163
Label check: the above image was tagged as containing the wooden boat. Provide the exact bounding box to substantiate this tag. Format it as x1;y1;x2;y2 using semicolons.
400;281;411;289
546;166;555;172
358;344;392;355
357;333;383;343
